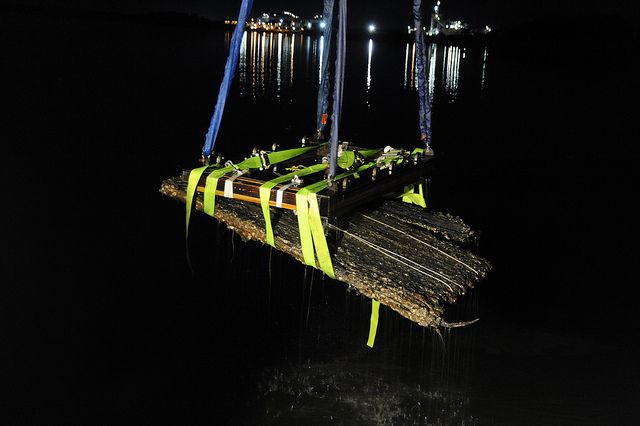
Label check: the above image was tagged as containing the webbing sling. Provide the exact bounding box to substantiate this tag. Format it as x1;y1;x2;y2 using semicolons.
202;0;254;157
186;164;219;237
259;163;328;247
296;160;379;278
293;148;382;276
201;145;318;219
185;145;318;236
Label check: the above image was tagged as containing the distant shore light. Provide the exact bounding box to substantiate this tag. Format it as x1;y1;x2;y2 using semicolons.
368;24;376;33
320;21;326;29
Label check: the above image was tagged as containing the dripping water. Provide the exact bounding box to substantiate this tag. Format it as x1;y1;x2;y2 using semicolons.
298;266;308;365
305;268;314;329
267;246;272;309
229;229;235;263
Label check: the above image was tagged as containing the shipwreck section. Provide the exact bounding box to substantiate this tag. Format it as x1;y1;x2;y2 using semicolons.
160;175;491;328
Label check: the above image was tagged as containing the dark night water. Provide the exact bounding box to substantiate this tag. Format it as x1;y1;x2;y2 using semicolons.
3;8;640;424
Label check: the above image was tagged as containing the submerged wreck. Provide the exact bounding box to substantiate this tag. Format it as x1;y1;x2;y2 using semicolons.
160;0;490;345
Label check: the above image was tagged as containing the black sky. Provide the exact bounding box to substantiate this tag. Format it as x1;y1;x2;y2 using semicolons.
14;0;640;30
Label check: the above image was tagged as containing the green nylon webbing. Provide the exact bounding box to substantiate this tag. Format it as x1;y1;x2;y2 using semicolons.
187;145;414;237
186;145;425;349
401;183;426;208
294;188;335;278
185;145;319;232
260;149;380;262
295;188;318;268
186;165;219;237
296;161;379;278
367;299;380;348
309;191;334;278
286;149;381;276
204;166;233;216
259;163;328;247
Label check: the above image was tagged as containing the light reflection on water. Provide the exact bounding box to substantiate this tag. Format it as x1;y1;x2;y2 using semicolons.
481;46;488;94
402;41;486;103
444;45;461;102
233;30;489;106
366;38;373;108
319;35;325;84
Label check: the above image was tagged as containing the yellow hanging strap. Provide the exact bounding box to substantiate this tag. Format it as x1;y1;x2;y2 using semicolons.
295;187;317;268
294;188;335;278
186;165;218;237
367;299;380;347
203;166;234;216
307;191;335;278
296;160;379;278
259;163;328;247
400;183;427;208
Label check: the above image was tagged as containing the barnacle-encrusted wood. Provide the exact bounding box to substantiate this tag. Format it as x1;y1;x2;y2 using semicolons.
160;176;491;327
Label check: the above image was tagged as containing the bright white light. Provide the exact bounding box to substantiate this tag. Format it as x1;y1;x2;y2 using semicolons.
307;23;312;29
368;24;376;33
320;21;326;29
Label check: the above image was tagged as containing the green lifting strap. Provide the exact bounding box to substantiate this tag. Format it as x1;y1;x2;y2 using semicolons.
401;183;426;208
296;160;379;278
204;165;234;216
293;188;335;278
184;145;320;236
186;164;219;237
259;163;328;247
367;299;380;348
295;189;316;267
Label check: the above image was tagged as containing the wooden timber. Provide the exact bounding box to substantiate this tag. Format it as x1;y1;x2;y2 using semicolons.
160;175;491;328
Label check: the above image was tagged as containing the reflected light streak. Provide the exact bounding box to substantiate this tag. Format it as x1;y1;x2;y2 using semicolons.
304;35;312;75
428;43;436;100
404;43;409;88
251;31;258;94
276;33;282;93
290;34;295;86
411;42;416;89
269;32;274;86
366;39;373;93
239;31;247;95
259;32;266;93
481;46;488;94
319;35;325;83
444;45;461;102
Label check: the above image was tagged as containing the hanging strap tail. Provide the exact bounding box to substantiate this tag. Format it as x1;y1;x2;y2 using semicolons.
367;299;380;347
185;165;213;237
260;163;328;247
202;0;254;158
